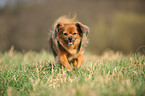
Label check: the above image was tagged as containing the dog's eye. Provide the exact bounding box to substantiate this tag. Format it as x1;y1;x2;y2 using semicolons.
63;33;68;36
73;33;77;35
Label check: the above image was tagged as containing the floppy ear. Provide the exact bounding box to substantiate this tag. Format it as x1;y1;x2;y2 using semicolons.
76;22;90;37
54;23;62;38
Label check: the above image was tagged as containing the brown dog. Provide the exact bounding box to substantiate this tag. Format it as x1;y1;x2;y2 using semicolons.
49;16;90;71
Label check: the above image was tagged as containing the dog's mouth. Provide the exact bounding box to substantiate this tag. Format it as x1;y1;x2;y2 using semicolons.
63;37;75;46
67;41;74;46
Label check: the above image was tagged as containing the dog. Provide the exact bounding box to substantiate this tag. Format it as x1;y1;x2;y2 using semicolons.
49;16;90;71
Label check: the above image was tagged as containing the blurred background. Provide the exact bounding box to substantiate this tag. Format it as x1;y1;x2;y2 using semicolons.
0;0;145;54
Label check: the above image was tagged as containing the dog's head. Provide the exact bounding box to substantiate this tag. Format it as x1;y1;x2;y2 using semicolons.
55;22;89;46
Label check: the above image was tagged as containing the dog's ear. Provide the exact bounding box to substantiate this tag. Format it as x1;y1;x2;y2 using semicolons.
76;22;90;37
54;23;63;38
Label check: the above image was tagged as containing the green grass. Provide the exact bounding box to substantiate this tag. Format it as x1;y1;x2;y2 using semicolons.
0;49;144;96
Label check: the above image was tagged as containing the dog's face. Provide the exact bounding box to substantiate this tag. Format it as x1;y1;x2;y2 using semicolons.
55;22;89;46
59;24;80;46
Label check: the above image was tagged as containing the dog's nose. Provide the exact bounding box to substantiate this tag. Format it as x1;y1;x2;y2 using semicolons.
68;37;72;41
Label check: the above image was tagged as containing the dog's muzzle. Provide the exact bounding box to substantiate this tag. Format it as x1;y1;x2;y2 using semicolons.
67;36;74;46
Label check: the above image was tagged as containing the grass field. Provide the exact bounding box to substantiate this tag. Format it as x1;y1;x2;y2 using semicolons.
0;49;144;96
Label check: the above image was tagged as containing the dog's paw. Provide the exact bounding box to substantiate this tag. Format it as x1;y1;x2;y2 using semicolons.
67;66;72;71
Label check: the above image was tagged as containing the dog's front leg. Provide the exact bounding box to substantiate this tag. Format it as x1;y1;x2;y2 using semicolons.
77;54;83;68
59;55;72;71
73;60;77;68
58;51;72;71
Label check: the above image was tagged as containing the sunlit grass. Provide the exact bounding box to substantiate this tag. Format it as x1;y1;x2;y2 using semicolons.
0;49;144;96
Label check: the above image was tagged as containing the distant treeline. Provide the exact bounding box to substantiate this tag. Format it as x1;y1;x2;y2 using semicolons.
0;0;145;54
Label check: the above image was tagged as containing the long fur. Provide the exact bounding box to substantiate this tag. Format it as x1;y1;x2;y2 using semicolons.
51;16;89;47
49;16;90;71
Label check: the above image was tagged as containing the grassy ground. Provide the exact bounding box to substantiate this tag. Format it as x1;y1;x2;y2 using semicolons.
0;49;144;96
